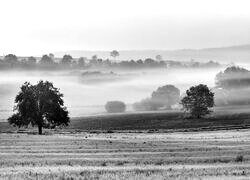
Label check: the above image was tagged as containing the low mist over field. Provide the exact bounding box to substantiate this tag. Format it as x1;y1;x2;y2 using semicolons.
1;51;250;121
0;66;223;120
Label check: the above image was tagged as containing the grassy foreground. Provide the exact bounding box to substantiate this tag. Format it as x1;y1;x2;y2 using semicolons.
69;111;250;132
1;106;250;179
1;106;250;133
0;130;250;179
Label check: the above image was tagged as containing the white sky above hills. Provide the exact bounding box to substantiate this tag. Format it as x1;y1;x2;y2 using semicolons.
0;0;250;56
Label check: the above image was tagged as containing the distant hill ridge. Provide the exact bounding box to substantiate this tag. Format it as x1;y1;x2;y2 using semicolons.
54;44;250;63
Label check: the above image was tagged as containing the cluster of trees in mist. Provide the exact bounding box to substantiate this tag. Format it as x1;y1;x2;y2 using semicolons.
131;65;250;113
131;65;250;111
0;52;220;70
215;66;250;106
106;66;250;116
107;84;214;119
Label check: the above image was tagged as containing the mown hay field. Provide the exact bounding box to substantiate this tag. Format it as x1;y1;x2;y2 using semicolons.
0;129;250;179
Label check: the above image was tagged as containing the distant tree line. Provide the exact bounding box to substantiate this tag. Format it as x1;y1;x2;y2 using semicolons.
0;52;220;70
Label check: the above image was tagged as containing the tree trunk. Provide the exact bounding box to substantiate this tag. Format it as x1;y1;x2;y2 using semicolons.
38;125;42;135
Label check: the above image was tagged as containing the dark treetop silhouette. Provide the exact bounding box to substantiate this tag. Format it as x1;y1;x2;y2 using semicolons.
181;84;214;118
8;80;70;134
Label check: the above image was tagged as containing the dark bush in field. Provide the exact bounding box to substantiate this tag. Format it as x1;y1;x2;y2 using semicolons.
235;155;244;162
105;101;126;113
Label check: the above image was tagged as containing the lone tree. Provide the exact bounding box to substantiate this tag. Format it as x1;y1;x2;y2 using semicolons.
181;84;214;118
8;81;70;134
110;50;119;60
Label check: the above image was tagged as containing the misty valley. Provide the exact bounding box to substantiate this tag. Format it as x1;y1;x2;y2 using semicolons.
0;55;249;121
2;0;250;179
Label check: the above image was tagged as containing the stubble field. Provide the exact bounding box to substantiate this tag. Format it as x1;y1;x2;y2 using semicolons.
0;129;250;180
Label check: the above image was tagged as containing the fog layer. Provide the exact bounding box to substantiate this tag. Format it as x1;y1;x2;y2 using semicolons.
0;67;224;120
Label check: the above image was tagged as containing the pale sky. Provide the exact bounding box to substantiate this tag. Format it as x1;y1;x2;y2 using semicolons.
0;0;250;56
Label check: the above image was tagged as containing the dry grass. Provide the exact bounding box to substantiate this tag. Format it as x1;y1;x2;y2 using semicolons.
0;129;250;179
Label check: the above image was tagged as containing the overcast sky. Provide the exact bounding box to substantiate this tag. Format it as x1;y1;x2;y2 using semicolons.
0;0;250;56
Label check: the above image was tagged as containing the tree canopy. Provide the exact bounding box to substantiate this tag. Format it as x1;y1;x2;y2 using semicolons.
8;81;69;134
181;84;214;118
4;54;18;66
27;56;36;64
215;66;250;89
78;57;86;67
155;55;162;61
61;54;73;66
40;54;54;65
151;85;180;109
133;84;180;111
110;50;119;60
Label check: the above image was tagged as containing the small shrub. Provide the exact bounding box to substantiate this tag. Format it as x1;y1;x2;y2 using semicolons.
235;155;244;162
101;162;107;166
106;130;114;133
155;160;164;165
105;101;126;113
116;161;125;166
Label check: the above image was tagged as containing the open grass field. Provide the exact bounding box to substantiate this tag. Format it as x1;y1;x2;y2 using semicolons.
0;129;250;179
1;105;250;132
0;106;250;179
1;106;250;134
69;112;250;132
